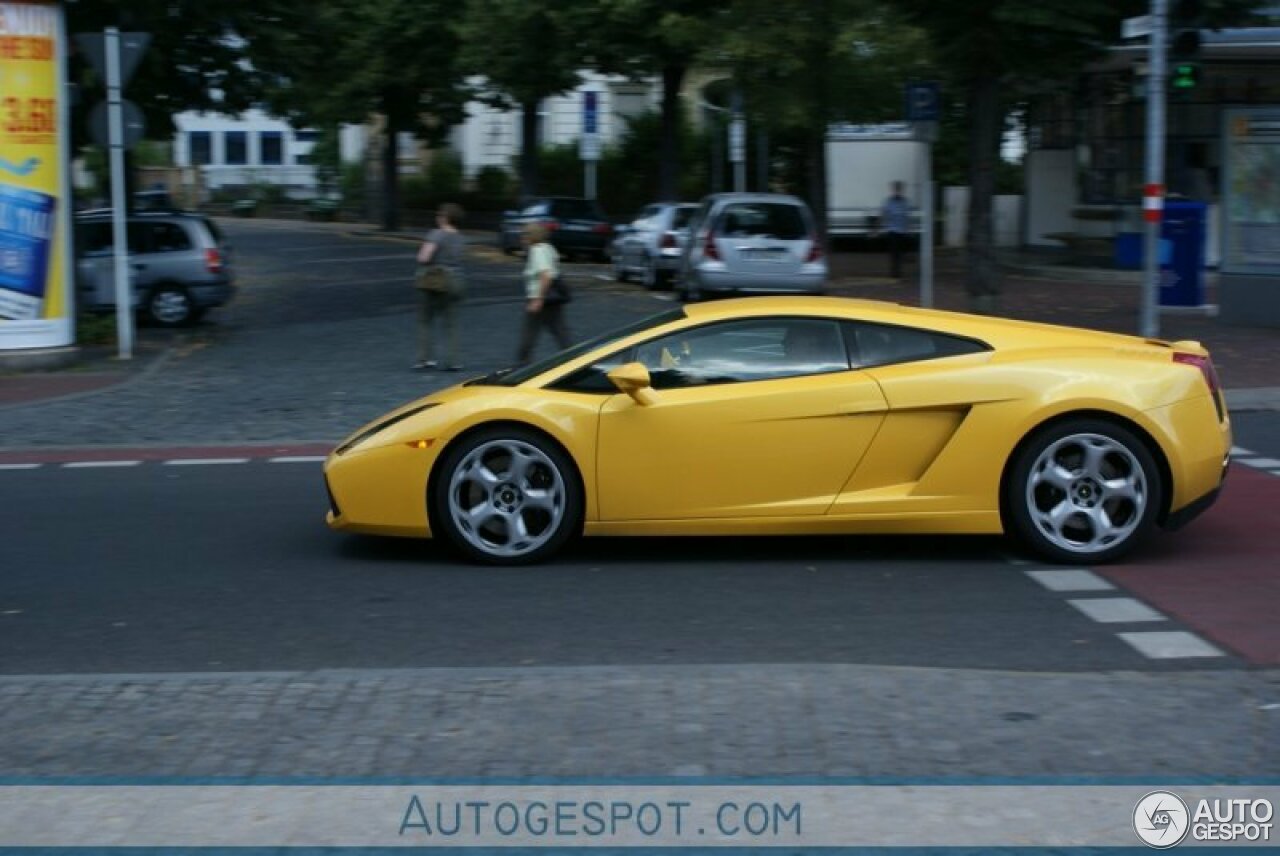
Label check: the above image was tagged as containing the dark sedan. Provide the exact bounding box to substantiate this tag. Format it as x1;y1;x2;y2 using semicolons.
498;197;613;260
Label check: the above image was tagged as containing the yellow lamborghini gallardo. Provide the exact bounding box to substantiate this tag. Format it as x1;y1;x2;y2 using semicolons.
325;297;1230;565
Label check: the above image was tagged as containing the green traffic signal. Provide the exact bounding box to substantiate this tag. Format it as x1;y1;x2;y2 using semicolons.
1172;62;1200;89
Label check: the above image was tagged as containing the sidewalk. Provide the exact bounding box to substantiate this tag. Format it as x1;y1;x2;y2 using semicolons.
827;246;1280;398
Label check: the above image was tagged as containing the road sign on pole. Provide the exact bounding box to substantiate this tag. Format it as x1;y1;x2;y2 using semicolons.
580;91;599;197
906;83;940;307
74;31;150;88
1142;0;1167;338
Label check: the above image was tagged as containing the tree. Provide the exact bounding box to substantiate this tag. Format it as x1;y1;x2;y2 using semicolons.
65;0;265;140
718;0;930;235
578;1;724;201
244;0;469;230
456;2;587;198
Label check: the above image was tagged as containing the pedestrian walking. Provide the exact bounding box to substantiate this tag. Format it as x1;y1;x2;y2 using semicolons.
413;203;467;371
880;181;911;279
515;223;571;365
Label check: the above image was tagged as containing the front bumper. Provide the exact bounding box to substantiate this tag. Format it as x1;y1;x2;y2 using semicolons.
324;442;436;538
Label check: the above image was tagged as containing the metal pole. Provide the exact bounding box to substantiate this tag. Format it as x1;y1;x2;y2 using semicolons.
921;150;934;308
105;27;134;359
585;161;596;200
1141;0;1168;338
730;89;745;192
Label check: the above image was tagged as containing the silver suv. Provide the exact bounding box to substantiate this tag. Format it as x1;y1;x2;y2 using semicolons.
678;193;826;300
74;211;235;326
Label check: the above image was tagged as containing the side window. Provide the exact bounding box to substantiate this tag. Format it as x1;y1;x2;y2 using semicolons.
844;321;988;368
142;222;193;253
635;318;848;389
76;223;114;255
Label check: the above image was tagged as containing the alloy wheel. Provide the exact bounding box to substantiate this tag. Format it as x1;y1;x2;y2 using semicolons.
1024;432;1148;555
446;438;567;560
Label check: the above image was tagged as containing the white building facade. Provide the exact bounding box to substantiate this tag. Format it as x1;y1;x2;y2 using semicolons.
172;109;366;199
450;72;660;178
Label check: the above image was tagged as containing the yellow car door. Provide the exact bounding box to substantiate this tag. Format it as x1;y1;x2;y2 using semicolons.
595;317;888;521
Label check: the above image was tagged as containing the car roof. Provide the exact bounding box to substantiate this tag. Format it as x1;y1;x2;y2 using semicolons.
703;193;809;206
75;209;199;220
679;296;1156;351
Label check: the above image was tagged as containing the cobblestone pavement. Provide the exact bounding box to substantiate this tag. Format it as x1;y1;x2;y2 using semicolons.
1;665;1276;778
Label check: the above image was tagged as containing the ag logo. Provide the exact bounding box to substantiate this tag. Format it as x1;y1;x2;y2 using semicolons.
1134;791;1190;848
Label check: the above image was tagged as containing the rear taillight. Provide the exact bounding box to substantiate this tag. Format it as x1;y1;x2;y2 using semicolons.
542;219;560;232
806;237;823;263
1174;352;1224;420
592;223;612;234
661;232;677;249
703;230;720;261
205;248;224;274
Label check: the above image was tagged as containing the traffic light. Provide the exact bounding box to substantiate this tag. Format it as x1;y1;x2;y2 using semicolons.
1170;0;1203;89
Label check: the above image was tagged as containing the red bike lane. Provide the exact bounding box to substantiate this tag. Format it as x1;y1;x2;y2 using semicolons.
1100;465;1280;666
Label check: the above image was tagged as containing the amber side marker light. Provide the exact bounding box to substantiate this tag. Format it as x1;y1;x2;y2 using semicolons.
408;439;435;450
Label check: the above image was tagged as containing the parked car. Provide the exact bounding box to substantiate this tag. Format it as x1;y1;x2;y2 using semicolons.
74;210;234;326
611;201;699;289
678;193;826;300
498;197;613;260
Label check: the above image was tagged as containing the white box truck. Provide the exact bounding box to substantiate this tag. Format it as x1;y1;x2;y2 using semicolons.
826;123;926;236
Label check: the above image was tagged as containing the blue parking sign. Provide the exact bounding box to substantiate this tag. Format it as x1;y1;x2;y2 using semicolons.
583;91;598;135
906;83;940;122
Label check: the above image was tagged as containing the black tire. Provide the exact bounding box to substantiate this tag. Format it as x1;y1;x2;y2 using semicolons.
613;253;630;283
430;425;583;565
146;285;195;327
640;256;658;290
1004;418;1163;565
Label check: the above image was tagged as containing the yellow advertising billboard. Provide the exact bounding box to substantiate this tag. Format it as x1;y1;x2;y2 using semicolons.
0;0;72;348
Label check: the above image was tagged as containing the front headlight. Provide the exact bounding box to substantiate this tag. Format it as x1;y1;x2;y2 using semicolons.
334;403;438;455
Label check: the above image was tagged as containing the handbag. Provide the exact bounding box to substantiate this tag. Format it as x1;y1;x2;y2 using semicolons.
544;273;572;304
415;264;451;293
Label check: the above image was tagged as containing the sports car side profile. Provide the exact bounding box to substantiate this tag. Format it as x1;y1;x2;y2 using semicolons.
324;297;1230;565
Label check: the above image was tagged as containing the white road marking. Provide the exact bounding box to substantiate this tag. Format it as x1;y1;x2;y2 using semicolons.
61;460;141;469
1068;597;1166;624
1230;446;1254;457
0;463;41;470
268;456;328;464
1024;569;1115;592
163;458;251;466
1239;457;1280;469
1117;631;1226;659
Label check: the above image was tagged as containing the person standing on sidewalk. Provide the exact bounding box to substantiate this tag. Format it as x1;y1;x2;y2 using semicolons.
880;181;911;280
515;223;571;365
413;203;467;371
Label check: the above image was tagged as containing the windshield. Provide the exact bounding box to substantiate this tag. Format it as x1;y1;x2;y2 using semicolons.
472;308;687;387
551;198;604;220
672;205;698;229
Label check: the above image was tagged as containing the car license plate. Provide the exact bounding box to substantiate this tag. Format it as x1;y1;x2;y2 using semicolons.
743;248;787;262
564;223;589;231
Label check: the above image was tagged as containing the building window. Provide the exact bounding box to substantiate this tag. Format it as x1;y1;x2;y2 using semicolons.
224;131;248;165
188;131;212;166
260;131;283;165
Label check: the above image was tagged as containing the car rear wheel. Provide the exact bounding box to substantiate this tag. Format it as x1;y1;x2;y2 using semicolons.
431;427;582;565
147;285;195;327
1005;419;1162;564
613;252;630;283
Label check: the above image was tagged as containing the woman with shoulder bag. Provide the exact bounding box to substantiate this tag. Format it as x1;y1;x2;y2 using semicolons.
413;202;467;371
515;223;572;365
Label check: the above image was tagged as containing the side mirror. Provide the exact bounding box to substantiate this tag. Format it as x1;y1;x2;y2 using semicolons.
607;362;657;406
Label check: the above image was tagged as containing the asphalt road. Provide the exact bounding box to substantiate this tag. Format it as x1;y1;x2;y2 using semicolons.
1;458;1264;675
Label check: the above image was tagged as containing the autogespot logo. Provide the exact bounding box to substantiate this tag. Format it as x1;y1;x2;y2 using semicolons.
1134;791;1191;849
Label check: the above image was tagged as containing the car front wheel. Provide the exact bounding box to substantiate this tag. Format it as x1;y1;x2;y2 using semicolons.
431;427;583;565
1005;419;1162;564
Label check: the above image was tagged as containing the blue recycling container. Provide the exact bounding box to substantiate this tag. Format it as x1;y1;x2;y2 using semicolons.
1159;201;1207;307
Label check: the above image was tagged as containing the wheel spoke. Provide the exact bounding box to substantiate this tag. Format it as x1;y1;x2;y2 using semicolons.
1101;475;1141;503
1033;462;1075;492
507;448;536;483
523;488;560;512
1081;439;1113;479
